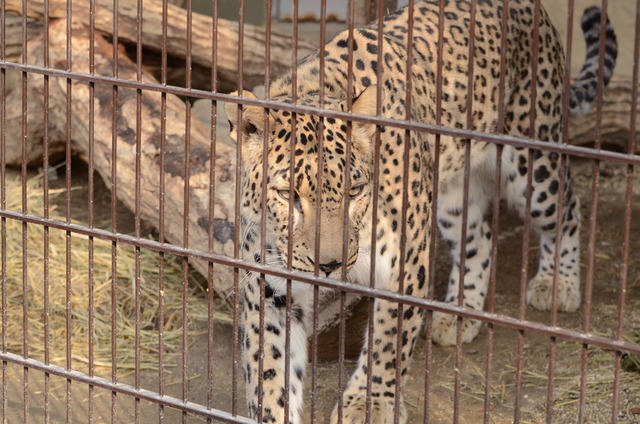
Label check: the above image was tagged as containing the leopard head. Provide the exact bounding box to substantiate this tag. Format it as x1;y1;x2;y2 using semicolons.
225;86;380;278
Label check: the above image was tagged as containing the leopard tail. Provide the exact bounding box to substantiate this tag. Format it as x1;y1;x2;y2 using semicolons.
569;6;618;116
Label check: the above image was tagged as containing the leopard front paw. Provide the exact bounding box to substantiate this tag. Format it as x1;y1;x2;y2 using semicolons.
431;311;481;346
526;275;581;312
330;394;406;424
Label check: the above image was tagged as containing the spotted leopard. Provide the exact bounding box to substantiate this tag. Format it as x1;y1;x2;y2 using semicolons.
225;1;616;422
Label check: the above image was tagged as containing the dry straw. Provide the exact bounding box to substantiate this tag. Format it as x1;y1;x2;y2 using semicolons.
1;172;231;373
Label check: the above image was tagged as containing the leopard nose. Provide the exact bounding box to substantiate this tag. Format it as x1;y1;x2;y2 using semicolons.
319;260;342;277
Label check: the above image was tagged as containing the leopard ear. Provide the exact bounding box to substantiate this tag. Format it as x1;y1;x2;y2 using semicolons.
352;85;382;139
224;90;265;144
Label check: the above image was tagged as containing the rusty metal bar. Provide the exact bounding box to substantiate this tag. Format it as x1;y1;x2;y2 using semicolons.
231;0;246;416
396;1;414;422
158;0;169;421
181;1;194;422
282;3;300;421
20;0;30;421
335;2;359;423
87;0;97;421
42;0;52;422
423;0;447;420
610;0;638;420
64;0;74;421
452;1;479;421
514;1;542;421
109;0;120;422
310;1;327;422
206;0;220;423
0;351;256;423
255;0;273;422
133;0;144;421
482;0;510;420
0;0;6;420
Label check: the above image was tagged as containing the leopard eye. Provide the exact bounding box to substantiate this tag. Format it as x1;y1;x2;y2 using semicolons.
277;189;303;212
277;189;292;201
349;184;365;199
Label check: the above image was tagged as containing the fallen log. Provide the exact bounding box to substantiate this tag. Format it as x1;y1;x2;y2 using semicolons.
2;18;70;166
2;15;45;64
30;18;239;292
5;0;317;91
568;79;640;153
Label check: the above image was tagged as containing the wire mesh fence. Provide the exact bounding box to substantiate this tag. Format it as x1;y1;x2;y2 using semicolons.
0;0;639;423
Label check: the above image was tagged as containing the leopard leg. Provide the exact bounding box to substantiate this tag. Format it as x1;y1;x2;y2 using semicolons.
504;149;581;312
330;201;431;423
330;284;427;424
432;177;492;346
241;275;309;423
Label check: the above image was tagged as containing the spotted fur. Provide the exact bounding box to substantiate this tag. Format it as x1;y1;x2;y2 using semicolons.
224;1;616;422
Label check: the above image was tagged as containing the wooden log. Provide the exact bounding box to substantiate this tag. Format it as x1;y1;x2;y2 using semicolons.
3;15;45;63
568;78;640;153
27;18;239;289
2;18;70;167
5;0;317;91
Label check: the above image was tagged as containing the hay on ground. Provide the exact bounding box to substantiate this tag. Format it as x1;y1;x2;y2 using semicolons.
1;173;231;372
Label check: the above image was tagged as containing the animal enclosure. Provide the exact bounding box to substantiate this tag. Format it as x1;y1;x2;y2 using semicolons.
1;0;639;423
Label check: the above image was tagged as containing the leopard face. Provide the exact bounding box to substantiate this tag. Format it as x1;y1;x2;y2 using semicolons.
227;89;379;279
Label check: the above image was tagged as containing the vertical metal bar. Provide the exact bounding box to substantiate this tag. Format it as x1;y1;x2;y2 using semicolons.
423;1;446;420
110;0;120;422
527;2;559;422
255;0;273;421
577;0;612;421
284;3;300;421
452;2;478;422
513;1;541;418
394;1;414;423
42;0;52;422
87;0;97;420
232;0;246;415
158;0;169;422
206;0;219;421
612;2;640;423
0;0;6;419
182;1;194;421
482;1;509;421
65;0;74;421
364;0;386;422
134;0;144;421
562;1;590;422
335;2;357;421
20;0;30;421
310;1;327;422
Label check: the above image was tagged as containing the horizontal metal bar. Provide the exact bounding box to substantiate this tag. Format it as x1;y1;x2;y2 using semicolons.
0;351;254;423
2;208;639;356
1;60;639;167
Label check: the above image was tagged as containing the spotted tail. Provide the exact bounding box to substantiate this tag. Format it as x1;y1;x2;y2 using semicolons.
569;6;618;116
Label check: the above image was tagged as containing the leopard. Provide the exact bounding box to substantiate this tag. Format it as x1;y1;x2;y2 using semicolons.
224;1;617;422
